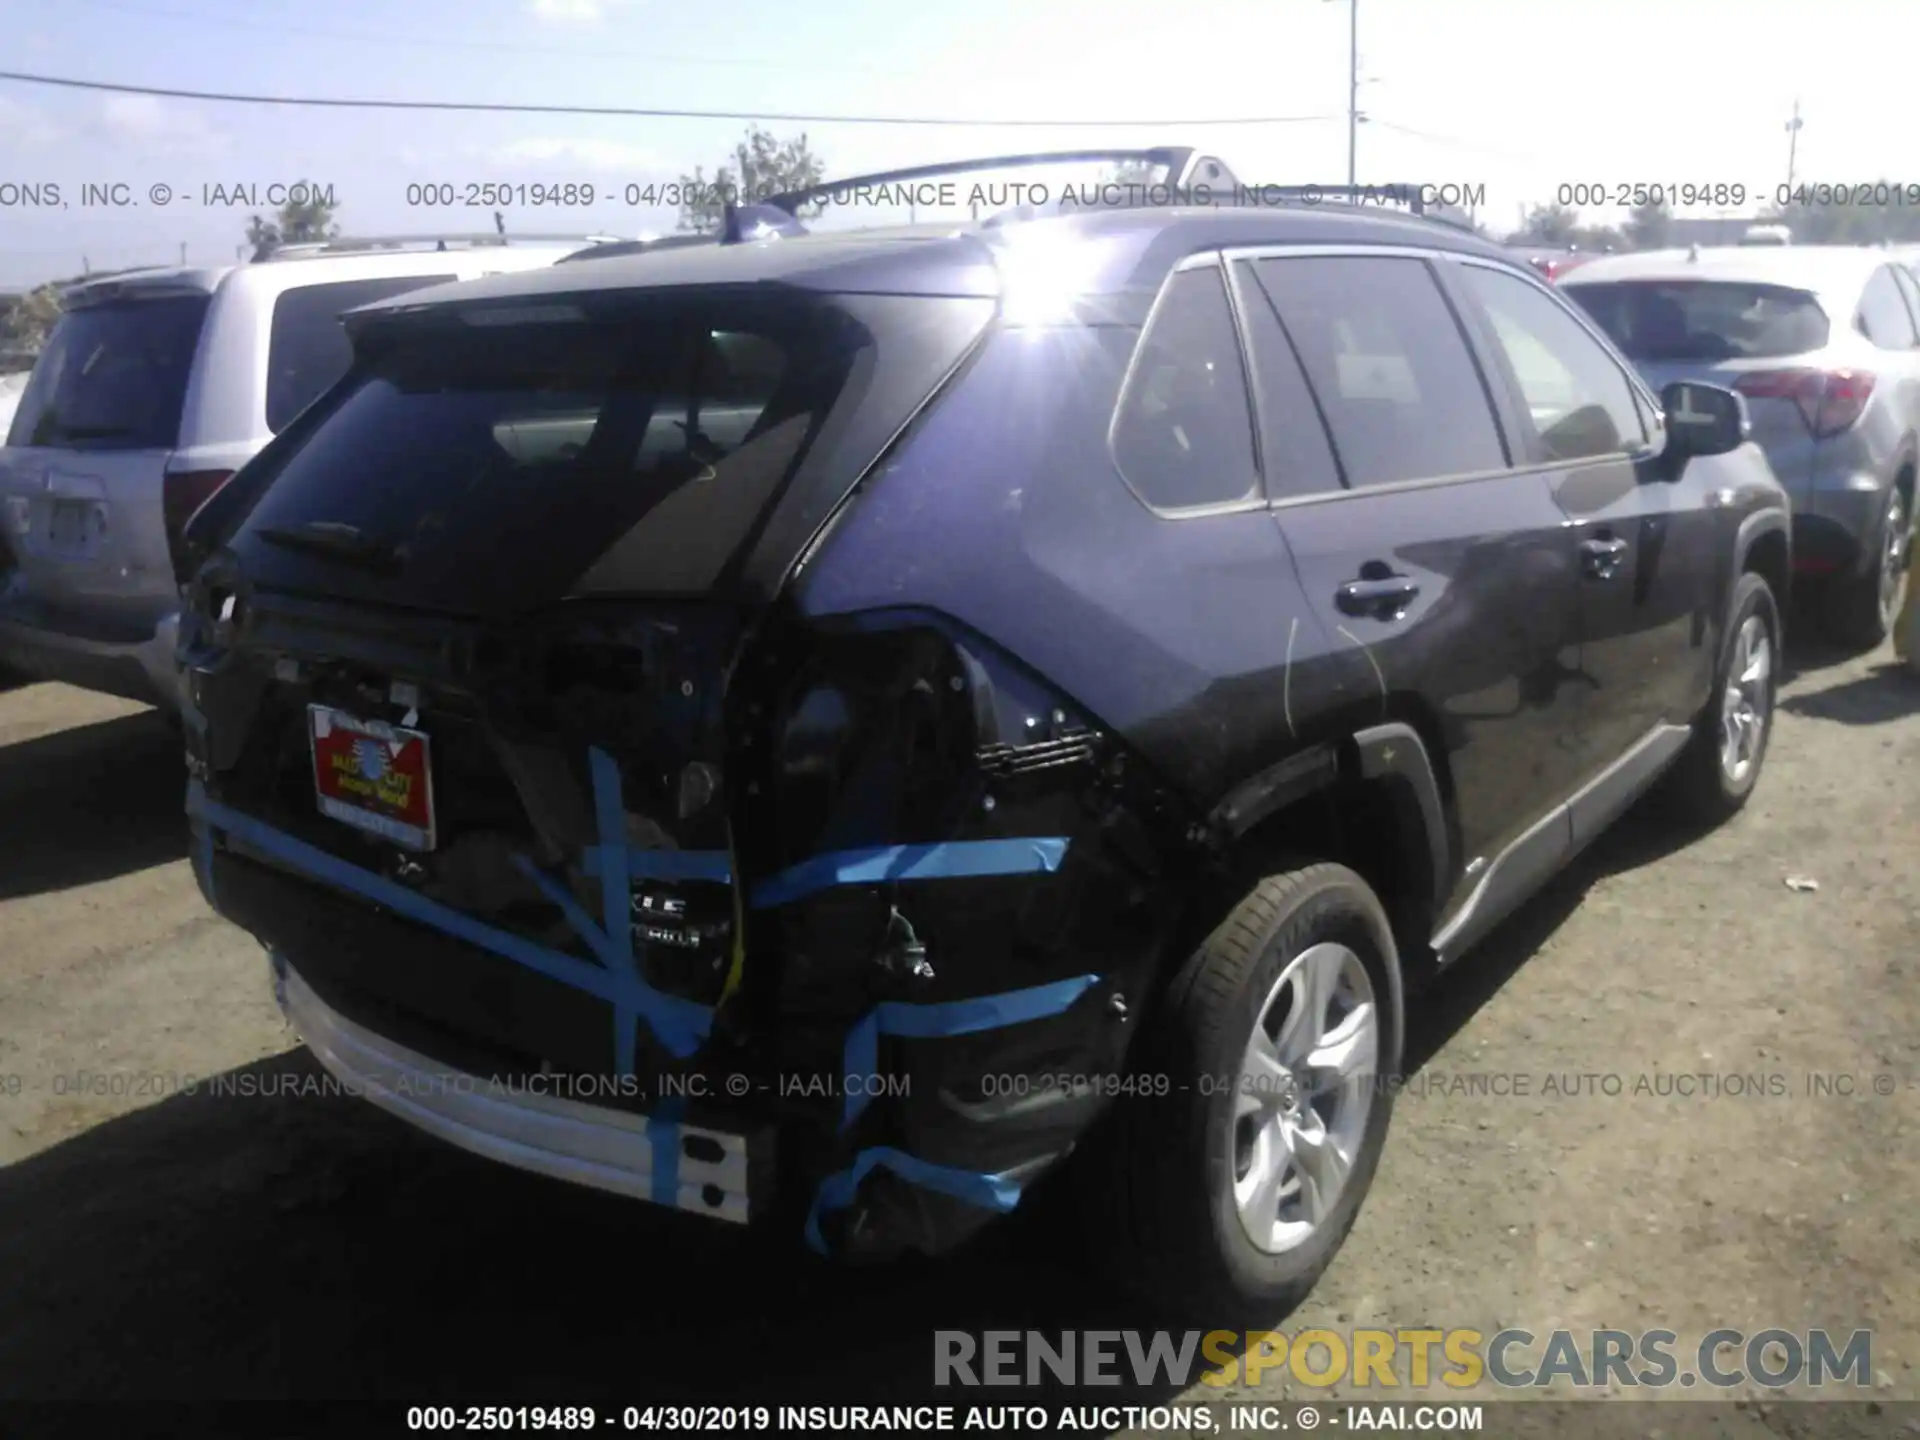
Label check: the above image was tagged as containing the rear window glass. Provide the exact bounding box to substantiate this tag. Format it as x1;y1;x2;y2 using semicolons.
236;300;862;596
7;295;210;450
1563;281;1829;362
267;275;457;432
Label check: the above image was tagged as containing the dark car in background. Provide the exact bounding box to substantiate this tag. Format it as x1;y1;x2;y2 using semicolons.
1562;246;1919;646
172;149;1790;1317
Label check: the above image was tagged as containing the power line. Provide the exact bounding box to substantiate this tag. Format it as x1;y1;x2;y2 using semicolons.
1365;117;1550;166
0;70;1342;129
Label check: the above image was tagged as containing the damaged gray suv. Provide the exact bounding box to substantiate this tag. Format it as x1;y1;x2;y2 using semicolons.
176;149;1790;1316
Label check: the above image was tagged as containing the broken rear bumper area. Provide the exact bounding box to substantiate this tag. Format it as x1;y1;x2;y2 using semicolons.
275;954;771;1222
188;756;1167;1261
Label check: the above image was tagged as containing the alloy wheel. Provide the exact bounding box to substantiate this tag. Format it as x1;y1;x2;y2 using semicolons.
1719;614;1772;784
1231;941;1378;1254
1880;492;1910;631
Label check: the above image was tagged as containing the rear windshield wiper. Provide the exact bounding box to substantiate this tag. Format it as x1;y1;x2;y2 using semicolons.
255;521;410;576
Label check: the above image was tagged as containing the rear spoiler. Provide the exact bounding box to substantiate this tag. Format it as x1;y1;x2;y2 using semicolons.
60;270;223;308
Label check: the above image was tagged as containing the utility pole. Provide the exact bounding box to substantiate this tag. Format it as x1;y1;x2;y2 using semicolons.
1323;0;1360;187
1347;0;1358;187
1784;99;1803;193
179;242;187;266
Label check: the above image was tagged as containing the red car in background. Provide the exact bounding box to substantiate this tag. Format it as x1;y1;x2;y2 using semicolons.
1510;246;1599;282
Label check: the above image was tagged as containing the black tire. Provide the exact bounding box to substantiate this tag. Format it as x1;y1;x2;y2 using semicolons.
1822;486;1908;651
1665;570;1781;824
1093;863;1404;1322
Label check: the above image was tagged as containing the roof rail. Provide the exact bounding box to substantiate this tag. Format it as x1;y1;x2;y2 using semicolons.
259;232;626;261
763;147;1231;215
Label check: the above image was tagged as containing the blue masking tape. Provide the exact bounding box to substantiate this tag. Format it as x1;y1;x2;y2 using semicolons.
650;1092;684;1207
187;783;711;1061
838;973;1101;1130
804;1146;1025;1254
751;837;1070;911
588;748;637;978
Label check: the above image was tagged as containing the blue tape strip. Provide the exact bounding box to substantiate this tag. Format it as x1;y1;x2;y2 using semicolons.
751;837;1070;911
804;1147;1025;1254
187;783;712;1061
839;973;1100;1131
650;1093;684;1207
582;848;733;883
588;748;637;978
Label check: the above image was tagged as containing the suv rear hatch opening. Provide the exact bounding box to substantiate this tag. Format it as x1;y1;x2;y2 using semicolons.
178;281;1166;1256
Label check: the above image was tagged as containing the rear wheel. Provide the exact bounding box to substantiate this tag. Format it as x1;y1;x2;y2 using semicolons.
1666;570;1780;824
1096;863;1402;1320
1822;486;1908;650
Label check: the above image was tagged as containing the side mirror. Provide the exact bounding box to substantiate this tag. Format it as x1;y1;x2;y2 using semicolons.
1658;381;1749;472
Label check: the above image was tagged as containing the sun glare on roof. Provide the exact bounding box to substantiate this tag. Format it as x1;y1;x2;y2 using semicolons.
994;224;1101;326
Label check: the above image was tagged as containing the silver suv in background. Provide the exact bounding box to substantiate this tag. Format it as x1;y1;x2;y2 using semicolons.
0;236;611;711
1561;246;1918;647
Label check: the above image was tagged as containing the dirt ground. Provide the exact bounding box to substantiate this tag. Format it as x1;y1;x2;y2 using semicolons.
0;621;1916;1437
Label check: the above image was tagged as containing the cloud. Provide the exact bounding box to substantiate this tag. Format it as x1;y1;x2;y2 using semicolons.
94;95;223;155
526;0;638;22
0;98;62;152
492;136;661;172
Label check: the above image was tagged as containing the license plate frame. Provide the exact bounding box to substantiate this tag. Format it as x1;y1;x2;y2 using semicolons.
307;704;438;852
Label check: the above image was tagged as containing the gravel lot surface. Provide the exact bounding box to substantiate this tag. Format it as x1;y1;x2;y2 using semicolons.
1;627;1915;1438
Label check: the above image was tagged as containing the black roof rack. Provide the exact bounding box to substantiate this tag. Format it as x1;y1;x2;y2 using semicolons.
260;231;625;261
762;146;1229;215
558;152;1477;267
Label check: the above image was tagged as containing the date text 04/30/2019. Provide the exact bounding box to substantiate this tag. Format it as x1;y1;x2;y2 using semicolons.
1555;181;1920;208
403;1403;1485;1432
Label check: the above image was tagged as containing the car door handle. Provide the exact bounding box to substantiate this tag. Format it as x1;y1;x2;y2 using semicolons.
1579;536;1629;576
1335;575;1420;618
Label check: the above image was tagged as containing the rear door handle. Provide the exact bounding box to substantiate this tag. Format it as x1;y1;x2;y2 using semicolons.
1579;536;1629;576
1336;575;1421;618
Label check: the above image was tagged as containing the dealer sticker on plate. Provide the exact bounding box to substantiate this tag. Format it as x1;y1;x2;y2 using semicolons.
308;704;438;851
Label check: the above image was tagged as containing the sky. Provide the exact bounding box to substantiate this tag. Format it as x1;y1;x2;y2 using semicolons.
0;0;1916;288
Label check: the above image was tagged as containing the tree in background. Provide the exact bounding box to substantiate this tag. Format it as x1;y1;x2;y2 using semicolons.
1101;159;1163;189
677;128;827;234
1515;202;1579;246
0;283;64;362
243;182;342;260
1509;203;1624;252
1625;197;1674;250
1761;181;1920;245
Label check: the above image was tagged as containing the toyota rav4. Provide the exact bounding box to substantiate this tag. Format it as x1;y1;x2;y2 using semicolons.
174;149;1792;1317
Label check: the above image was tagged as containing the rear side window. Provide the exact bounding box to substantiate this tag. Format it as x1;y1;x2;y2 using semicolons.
7;295;210;450
237;299;863;596
1110;266;1260;511
1250;256;1506;488
1855;266;1919;350
266;275;457;432
1564;281;1829;361
1457;264;1647;461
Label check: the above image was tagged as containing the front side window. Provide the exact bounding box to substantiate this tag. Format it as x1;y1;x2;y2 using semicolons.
1459;264;1647;461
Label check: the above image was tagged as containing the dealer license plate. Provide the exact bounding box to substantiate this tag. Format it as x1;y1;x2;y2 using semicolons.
308;704;438;851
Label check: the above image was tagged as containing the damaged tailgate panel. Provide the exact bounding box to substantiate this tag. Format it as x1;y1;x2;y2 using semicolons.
179;279;1190;1256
